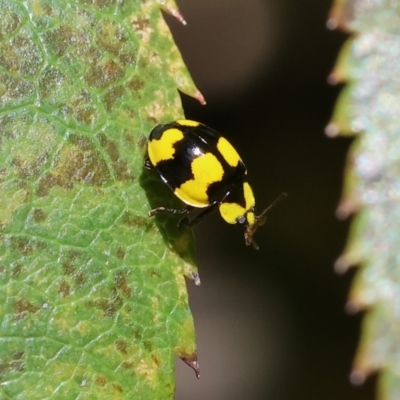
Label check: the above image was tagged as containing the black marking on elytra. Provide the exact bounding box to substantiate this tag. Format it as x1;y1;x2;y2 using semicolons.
149;124;167;141
223;181;249;208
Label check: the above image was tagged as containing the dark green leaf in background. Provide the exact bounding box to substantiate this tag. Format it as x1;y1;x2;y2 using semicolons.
0;0;203;398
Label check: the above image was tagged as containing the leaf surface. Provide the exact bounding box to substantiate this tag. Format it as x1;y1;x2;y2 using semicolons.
0;0;201;398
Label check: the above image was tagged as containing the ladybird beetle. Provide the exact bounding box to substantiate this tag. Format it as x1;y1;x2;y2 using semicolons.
145;119;286;249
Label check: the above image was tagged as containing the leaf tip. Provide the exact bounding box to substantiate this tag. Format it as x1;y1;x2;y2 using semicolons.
327;71;341;86
325;122;340;138
327;1;353;32
191;272;201;286
345;299;361;315
336;197;358;219
326;16;339;31
181;353;200;379
161;3;187;25
350;368;367;386
334;255;351;274
194;91;206;105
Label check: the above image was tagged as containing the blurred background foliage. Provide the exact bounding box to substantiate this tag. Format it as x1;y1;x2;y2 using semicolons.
167;1;376;399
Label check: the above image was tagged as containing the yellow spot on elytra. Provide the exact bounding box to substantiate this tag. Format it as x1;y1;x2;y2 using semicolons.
243;182;255;210
219;202;246;224
148;128;184;165
217;137;241;167
175;153;223;207
176;119;200;127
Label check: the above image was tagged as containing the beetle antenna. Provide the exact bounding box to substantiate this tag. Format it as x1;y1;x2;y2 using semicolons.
245;192;287;249
256;192;288;223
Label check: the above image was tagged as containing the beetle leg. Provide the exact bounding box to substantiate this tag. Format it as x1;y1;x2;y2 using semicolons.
179;202;218;227
144;158;153;170
149;205;192;218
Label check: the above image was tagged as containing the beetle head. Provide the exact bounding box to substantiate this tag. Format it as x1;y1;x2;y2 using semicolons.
243;192;287;250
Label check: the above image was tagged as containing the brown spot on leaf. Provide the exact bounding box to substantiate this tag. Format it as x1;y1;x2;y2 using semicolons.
33;208;46;223
68;134;90;149
10;36;42;76
115;340;128;355
45;25;76;57
132;17;149;32
0;351;24;378
12;154;48;178
63;262;85;288
104;86;124;112
75;105;97;125
13;299;39;319
89;0;119;10
114;159;134;181
85;60;124;88
13;181;31;203
0;43;18;72
95;376;107;386
132;328;141;340
59;281;71;298
122;361;133;369
0;73;34;101
13;351;24;360
87;286;123;317
129;77;144;92
148;269;161;279
124;133;134;143
36;173;58;197
10;237;45;255
2;13;21;35
119;51;136;66
98;133;135;182
151;354;160;367
112;384;123;393
71;90;98;126
11;264;22;277
116;247;125;259
96;24;127;55
165;383;173;392
39;67;66;99
62;251;86;288
11;236;28;255
98;133;119;161
114;271;132;298
136;134;148;150
143;341;152;352
138;57;148;71
36;136;111;197
1;112;13;132
122;211;148;228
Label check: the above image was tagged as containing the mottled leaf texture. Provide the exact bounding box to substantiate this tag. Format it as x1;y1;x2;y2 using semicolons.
328;1;400;399
0;0;202;398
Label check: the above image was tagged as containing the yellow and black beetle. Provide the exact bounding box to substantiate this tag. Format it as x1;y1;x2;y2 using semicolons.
145;119;286;249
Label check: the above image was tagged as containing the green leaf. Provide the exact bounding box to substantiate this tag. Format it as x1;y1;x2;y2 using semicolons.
329;1;400;398
0;0;202;398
